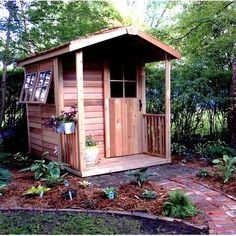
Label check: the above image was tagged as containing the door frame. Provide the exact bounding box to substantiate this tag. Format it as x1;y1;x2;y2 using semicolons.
103;61;146;158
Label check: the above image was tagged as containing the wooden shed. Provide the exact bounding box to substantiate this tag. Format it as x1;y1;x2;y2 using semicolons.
17;26;181;177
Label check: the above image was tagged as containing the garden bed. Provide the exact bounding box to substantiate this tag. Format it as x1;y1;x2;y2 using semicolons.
172;155;236;198
1;169;207;229
192;173;236;198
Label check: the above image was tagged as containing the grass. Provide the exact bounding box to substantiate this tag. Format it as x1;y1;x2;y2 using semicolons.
0;211;141;235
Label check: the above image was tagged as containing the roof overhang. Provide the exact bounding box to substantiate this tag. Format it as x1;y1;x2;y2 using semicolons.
17;26;181;67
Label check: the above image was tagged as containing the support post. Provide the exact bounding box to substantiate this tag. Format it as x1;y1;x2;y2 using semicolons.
165;53;171;161
76;51;86;172
53;57;64;162
104;61;111;157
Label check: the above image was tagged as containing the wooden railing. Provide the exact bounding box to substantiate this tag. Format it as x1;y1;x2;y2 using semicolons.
60;128;79;169
143;114;166;157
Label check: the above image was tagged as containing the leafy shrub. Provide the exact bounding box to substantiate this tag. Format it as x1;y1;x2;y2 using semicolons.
171;143;188;156
141;190;157;199
41;173;67;188
128;167;154;187
0;168;12;192
20;152;67;182
163;190;199;218
24;185;51;196
102;187;117;199
61;189;77;200
212;155;236;183
198;169;208;178
85;135;97;147
79;180;92;188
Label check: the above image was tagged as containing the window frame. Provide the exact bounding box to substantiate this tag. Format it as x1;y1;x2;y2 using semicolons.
19;69;53;104
31;70;53;104
19;72;38;103
110;62;137;98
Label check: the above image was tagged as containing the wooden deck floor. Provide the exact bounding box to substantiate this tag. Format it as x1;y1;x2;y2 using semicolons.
81;154;170;177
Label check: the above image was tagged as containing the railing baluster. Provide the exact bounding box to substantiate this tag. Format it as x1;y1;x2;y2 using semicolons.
143;114;165;158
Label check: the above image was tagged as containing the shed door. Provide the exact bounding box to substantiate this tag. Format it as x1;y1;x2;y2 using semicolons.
107;62;143;157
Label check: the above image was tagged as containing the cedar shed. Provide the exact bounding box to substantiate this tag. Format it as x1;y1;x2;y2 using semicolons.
17;26;181;177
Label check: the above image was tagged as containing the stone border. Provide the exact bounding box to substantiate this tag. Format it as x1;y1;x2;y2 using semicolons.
0;207;208;231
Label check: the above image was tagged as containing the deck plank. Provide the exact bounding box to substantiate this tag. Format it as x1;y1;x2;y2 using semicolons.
80;154;170;177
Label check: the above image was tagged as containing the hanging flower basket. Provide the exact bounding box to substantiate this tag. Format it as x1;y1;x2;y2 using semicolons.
42;106;77;135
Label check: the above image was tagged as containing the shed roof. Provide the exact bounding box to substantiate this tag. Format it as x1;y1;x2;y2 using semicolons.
17;26;181;66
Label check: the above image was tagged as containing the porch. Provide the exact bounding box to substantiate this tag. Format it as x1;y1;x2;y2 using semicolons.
61;113;170;177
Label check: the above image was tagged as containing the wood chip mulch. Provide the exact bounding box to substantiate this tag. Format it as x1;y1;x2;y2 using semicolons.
192;173;236;198
1;169;208;227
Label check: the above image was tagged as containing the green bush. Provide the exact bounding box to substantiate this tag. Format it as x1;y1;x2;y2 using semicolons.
212;155;236;183
0;167;12;192
19;152;67;184
127;167;155;187
171;143;188;156
163;190;199;218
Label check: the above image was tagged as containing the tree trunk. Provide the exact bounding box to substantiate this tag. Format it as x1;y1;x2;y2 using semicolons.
229;59;236;147
0;1;14;127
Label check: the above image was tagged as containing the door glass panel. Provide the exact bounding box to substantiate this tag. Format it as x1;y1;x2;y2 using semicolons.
110;63;123;81
111;82;123;97
124;63;136;81
125;82;136;97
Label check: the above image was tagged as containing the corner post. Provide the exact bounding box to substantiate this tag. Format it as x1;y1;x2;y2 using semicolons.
53;57;64;162
76;51;86;172
165;53;171;161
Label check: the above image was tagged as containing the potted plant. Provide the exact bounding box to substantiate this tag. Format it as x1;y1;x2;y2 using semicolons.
85;135;99;166
43;106;77;134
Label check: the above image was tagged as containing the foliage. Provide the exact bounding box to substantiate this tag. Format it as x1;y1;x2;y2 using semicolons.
163;190;199;218
171;143;188;156
198;169;208;178
141;190;157;199
79;180;93;188
102;187;117;199
128;167;155;187
24;185;51;196
41;173;67;188
0;167;12;192
61;189;77;200
19;152;66;180
43;106;77;129
212;155;236;183
85;135;97;147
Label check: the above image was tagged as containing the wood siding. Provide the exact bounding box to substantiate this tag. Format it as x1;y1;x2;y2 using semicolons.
25;59;58;160
83;60;104;159
62;55;105;160
28;104;58;160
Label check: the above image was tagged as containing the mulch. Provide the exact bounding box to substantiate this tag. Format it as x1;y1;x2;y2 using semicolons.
172;155;236;198
1;169;207;227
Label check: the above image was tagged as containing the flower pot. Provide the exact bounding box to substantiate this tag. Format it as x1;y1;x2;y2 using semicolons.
85;147;99;166
56;122;75;134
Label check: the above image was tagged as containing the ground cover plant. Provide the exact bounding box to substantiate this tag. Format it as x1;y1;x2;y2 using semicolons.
163;190;199;219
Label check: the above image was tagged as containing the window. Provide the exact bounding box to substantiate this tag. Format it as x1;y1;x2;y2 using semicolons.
19;70;52;103
33;70;52;102
110;62;137;98
19;73;37;102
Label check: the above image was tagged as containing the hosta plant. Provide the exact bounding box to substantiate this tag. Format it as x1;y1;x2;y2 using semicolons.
20;152;66;180
128;167;155;187
0;167;12;192
212;155;236;183
102;187;117;199
163;190;199;218
24;185;51;196
79;180;92;188
198;169;208;178
141;190;157;199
